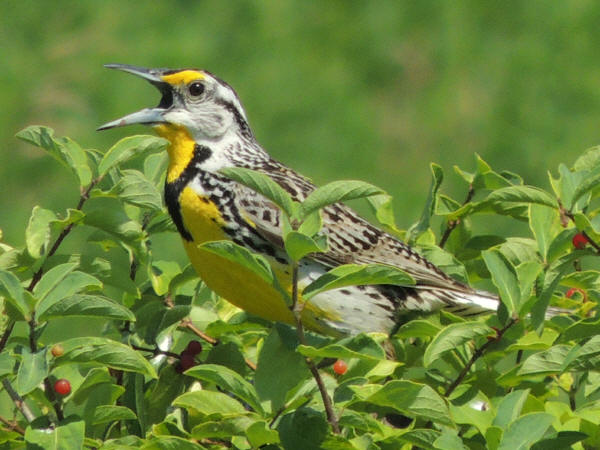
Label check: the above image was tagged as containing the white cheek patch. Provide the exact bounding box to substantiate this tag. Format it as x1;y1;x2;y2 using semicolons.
195;132;240;172
214;84;248;122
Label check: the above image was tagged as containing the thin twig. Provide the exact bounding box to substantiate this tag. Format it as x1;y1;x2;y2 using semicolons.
439;184;474;249
131;344;180;359
179;319;257;371
27;176;102;292
2;379;35;423
445;318;517;397
0;320;15;354
290;262;340;434
28;315;37;353
128;214;151;282
43;378;64;421
581;230;600;253
560;206;600;253
180;319;217;345
0;414;25;435
18;179;102;423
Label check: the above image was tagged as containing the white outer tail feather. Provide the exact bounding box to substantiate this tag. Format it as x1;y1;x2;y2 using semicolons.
421;287;567;319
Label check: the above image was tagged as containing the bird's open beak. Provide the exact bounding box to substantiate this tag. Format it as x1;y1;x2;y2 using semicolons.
98;64;172;131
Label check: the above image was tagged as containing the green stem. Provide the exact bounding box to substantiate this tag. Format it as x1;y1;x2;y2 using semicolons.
290;261;340;434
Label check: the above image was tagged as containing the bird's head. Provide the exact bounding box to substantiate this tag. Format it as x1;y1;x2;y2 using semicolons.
98;64;252;142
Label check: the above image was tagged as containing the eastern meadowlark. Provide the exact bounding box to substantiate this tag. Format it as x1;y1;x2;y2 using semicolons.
99;64;500;336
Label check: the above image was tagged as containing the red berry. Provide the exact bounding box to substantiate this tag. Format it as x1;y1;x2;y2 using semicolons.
566;287;587;300
185;340;203;355
54;379;71;395
572;233;588;249
333;359;348;375
51;344;64;357
178;353;197;372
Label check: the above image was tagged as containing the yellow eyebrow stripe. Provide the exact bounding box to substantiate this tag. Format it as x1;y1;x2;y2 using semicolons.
161;70;205;85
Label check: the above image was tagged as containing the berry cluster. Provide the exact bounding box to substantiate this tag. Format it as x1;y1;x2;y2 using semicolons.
176;340;203;373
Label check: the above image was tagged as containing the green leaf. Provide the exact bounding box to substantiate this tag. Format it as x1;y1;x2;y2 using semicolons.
515;260;543;314
0;268;29;320
191;416;254;440
145;365;186;425
302;263;414;300
531;252;580;331
385;429;441;449
366;194;400;232
36;271;103;317
185;364;264;414
349;380;452;426
395;320;442;339
486;185;557;209
570;165;600;208
482;249;521;316
278;408;329;450
528;204;557;261
92;405;137;424
52;208;85;232
220;166;296;218
506;328;559;352
472;154;514;190
433;431;467;450
297;210;323;237
148;260;183;296
530;431;588;450
448;391;494;435
83;198;144;245
574;146;600;171
497;412;554;450
492;389;529;429
138;436;204;449
564;335;600;371
38;294;135;322
17;126;92;186
199;240;276;286
143;151;168;185
284;231;328;261
418;245;469;284
423;322;492;367
300;180;385;219
25;206;57;259
32;262;79;301
518;345;570;376
246;421;281;447
435;193;462;216
98;135;167;175
0;352;16;377
24;420;85;450
16;348;48;396
298;333;388;362
406;163;443;243
485;426;503;450
173;390;246;416
111;169;163;210
71;367;114;404
255;326;310;410
54;337;157;378
559;317;600;342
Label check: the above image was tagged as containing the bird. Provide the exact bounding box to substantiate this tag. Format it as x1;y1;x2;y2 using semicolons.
99;64;500;337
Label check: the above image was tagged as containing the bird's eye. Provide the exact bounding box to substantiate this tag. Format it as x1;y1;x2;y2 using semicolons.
188;81;205;97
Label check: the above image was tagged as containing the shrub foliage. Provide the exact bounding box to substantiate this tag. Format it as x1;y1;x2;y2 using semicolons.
1;125;600;448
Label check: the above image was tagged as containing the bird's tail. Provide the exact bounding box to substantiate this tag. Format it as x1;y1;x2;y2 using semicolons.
424;287;568;319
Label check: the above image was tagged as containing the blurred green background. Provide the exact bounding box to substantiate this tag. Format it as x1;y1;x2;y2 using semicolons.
2;1;600;250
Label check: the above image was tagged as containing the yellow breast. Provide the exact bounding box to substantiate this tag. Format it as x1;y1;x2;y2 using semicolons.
178;186;296;324
156;123;340;333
